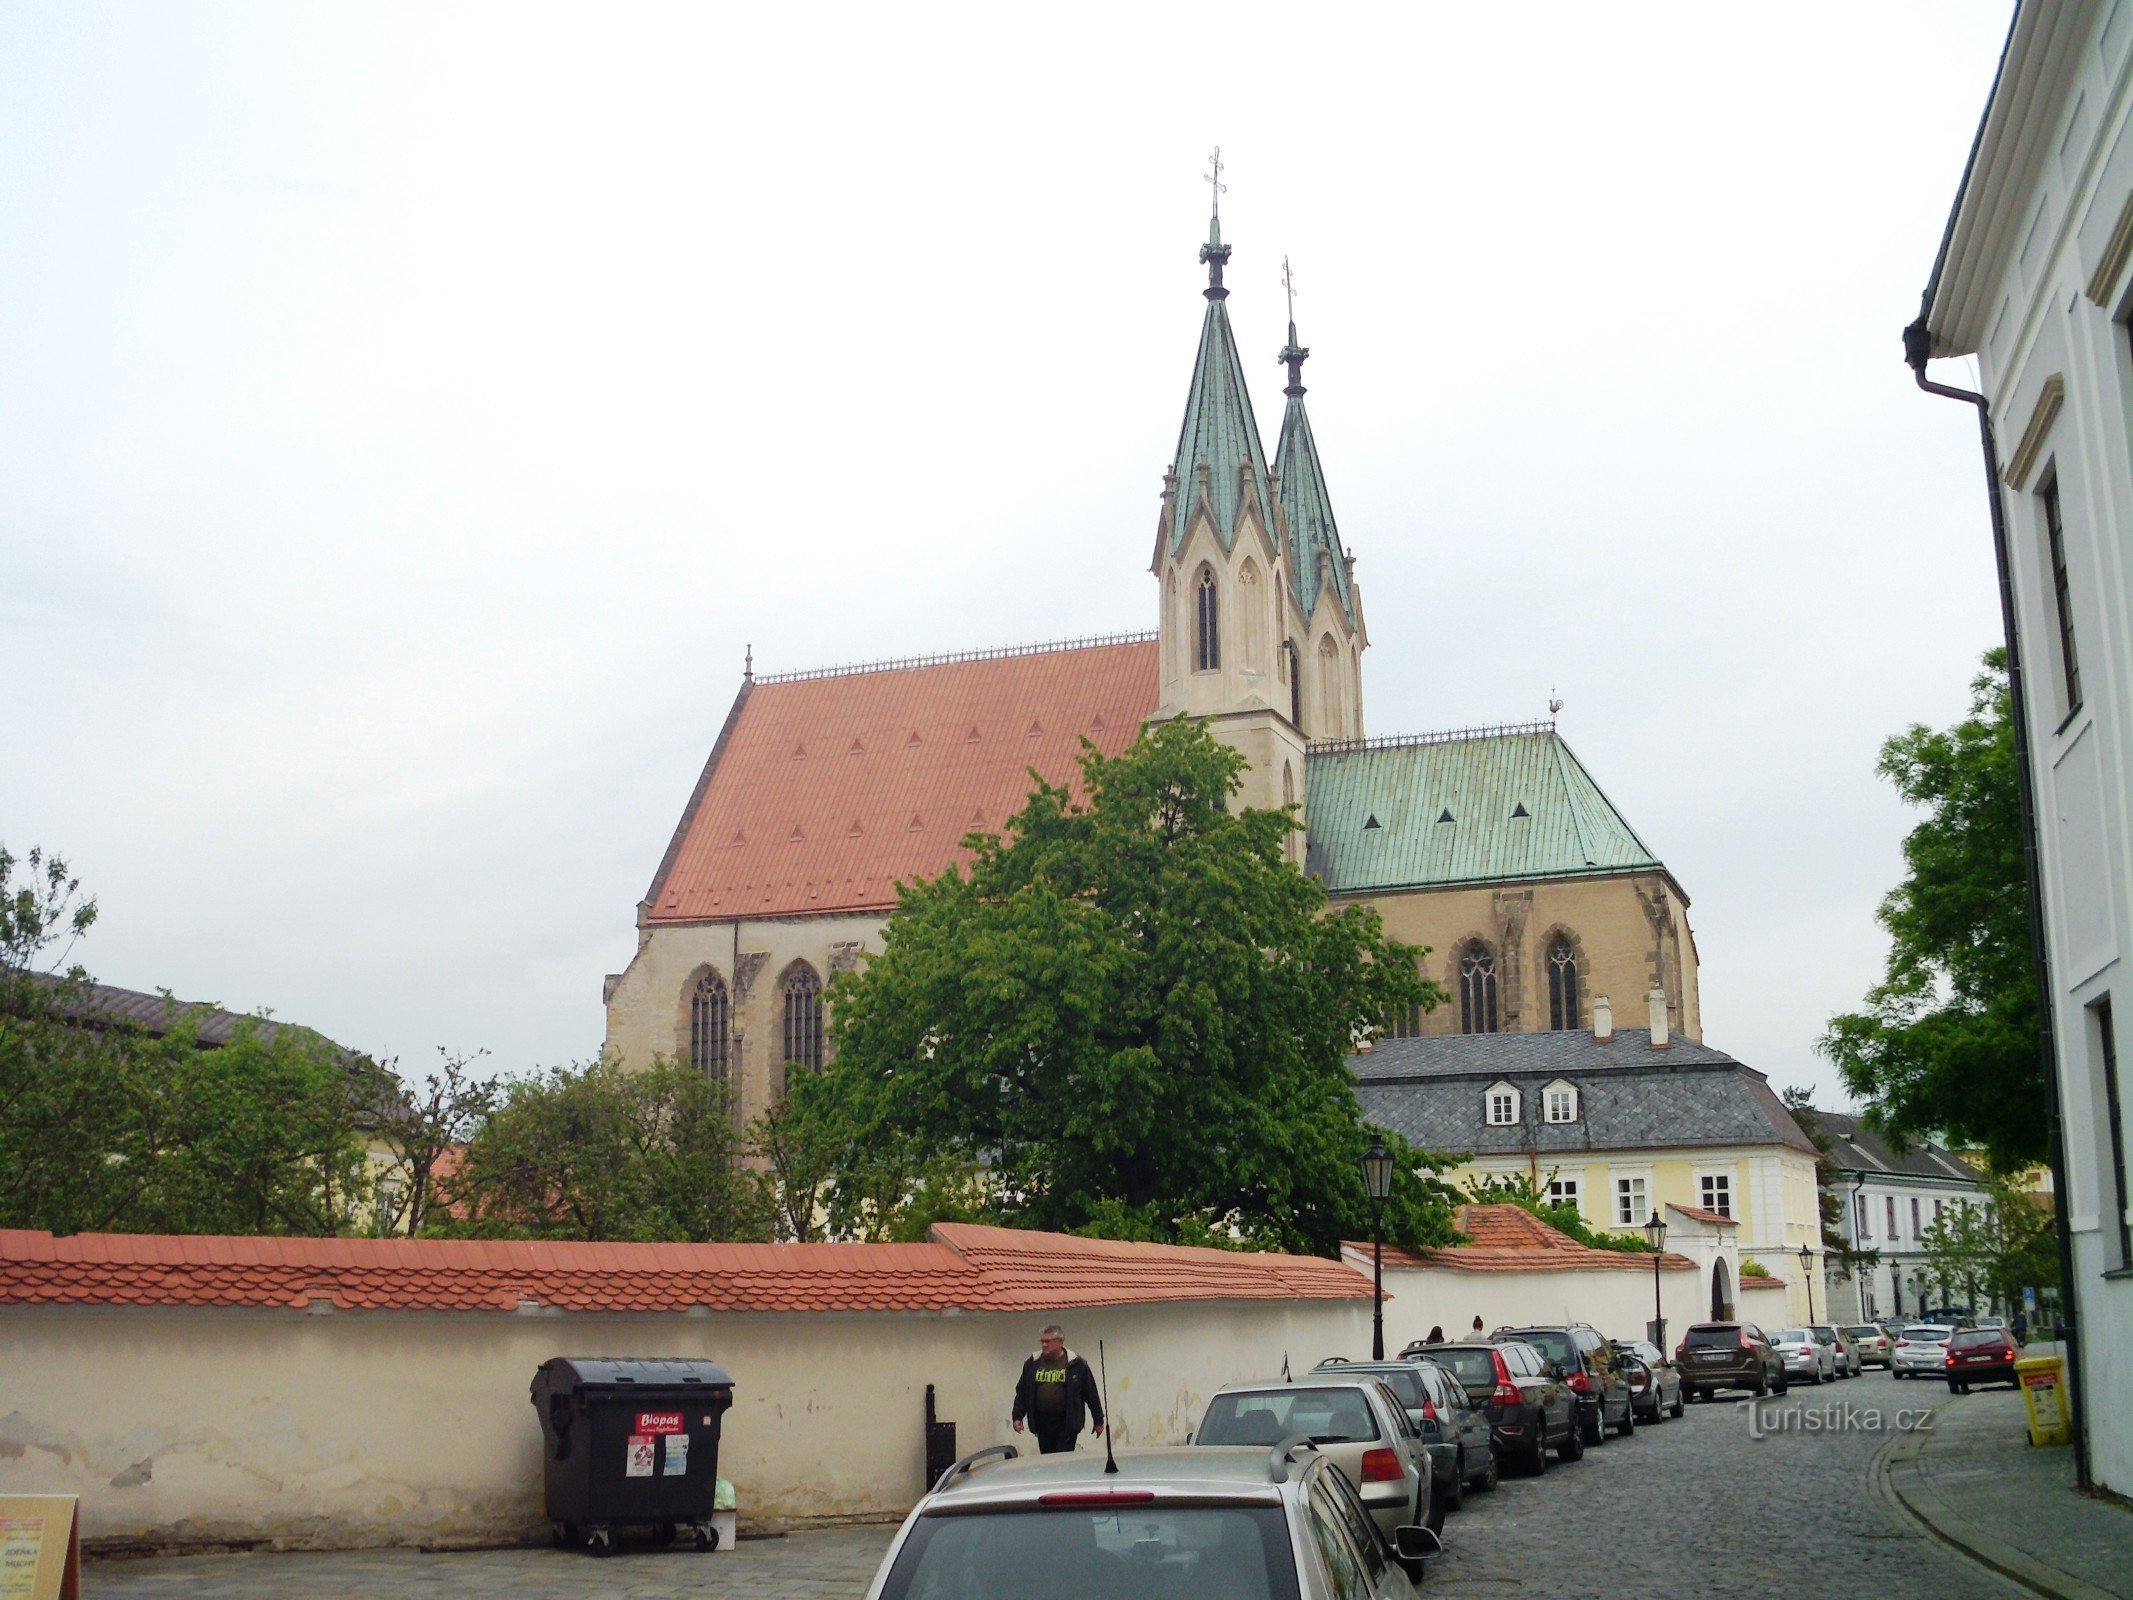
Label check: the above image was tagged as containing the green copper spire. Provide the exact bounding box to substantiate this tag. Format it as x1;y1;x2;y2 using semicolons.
1273;270;1356;625
1161;151;1273;559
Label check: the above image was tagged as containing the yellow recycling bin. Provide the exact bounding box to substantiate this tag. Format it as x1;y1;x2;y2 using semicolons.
2015;1355;2071;1447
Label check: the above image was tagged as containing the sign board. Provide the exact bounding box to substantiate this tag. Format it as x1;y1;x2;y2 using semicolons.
634;1412;684;1435
0;1496;80;1600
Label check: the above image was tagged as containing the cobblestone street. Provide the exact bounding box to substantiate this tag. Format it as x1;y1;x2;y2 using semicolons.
90;1372;2051;1599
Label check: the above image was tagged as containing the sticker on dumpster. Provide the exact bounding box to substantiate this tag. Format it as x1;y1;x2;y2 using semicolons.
626;1436;655;1477
2022;1371;2058;1388
663;1434;689;1476
636;1412;684;1435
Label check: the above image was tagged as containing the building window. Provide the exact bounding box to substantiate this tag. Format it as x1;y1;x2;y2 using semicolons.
1933;1197;1945;1224
1544;1083;1577;1123
1485;1083;1520;1126
2041;477;2081;715
1856;1194;1870;1240
1546;1176;1581;1213
1459;944;1499;1034
782;963;824;1073
1614;1174;1648;1227
1886;1195;1898;1239
1283;640;1302;728
1700;1173;1732;1218
1546;937;1579;1030
1910;1197;1921;1240
1194;568;1220;672
689;970;729;1081
2099;998;2132;1270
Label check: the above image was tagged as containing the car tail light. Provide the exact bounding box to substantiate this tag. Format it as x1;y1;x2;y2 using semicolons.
1492;1380;1521;1405
1359;1448;1403;1483
1421;1399;1440;1425
1566;1370;1592;1395
1038;1490;1156;1506
1674;1343;1687;1361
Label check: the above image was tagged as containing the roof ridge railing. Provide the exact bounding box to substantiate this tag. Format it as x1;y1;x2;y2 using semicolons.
1306;720;1557;755
755;630;1160;685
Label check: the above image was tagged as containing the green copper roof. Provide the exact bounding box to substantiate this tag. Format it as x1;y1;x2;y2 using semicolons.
1163;227;1274;557
1303;727;1665;894
1274;390;1356;625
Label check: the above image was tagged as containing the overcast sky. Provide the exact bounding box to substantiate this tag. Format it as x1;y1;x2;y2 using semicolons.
3;2;2014;1105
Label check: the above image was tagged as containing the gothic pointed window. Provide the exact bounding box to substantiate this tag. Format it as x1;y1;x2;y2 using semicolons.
689;970;729;1081
1459;943;1499;1035
1547;937;1580;1031
1194;568;1220;672
1317;634;1340;733
782;963;824;1073
1283;641;1302;728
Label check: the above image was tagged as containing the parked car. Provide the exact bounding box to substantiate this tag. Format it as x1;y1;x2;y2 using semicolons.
1676;1321;1787;1399
1920;1307;1977;1328
1809;1323;1860;1378
1494;1323;1635;1443
862;1441;1433;1598
1612;1338;1684;1421
1844;1323;1894;1369
1772;1327;1837;1385
1404;1339;1581;1476
1193;1378;1430;1546
1944;1326;2023;1392
1891;1324;1956;1379
1315;1360;1495;1515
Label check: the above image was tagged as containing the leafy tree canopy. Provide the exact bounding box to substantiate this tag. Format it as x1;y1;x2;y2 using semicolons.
441;1057;768;1243
779;719;1459;1256
1916;1175;2057;1311
1819;651;2044;1173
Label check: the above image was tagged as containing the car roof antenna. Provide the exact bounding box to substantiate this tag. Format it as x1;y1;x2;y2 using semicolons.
1098;1340;1119;1476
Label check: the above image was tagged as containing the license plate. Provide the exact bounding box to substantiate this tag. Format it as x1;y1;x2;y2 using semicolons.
1695;1351;1729;1362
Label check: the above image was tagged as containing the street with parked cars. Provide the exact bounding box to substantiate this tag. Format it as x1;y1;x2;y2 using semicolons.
856;1313;2021;1597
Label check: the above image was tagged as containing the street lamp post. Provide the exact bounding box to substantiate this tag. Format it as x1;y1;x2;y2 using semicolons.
1644;1211;1668;1349
1799;1242;1817;1324
1362;1136;1395;1361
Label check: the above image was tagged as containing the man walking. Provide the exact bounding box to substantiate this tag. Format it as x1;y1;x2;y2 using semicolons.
1011;1324;1104;1454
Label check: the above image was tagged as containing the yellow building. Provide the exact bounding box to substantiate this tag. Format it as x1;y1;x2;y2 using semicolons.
1354;995;1825;1326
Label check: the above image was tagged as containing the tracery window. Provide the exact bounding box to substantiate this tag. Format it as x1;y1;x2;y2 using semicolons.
1194;568;1220;671
782;963;824;1073
1547;937;1579;1031
689;970;730;1081
1459;943;1499;1034
1282;641;1302;728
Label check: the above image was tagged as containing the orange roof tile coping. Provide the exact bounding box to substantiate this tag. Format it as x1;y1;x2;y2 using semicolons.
1740;1274;1790;1289
1342;1204;1696;1276
648;639;1161;922
1665;1204;1738;1227
0;1221;1370;1316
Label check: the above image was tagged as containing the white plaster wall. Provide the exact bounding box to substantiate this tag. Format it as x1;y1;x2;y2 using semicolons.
1363;1261;1705;1351
0;1296;1370;1550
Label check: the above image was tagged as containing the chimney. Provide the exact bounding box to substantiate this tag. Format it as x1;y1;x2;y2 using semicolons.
1592;995;1613;1043
1647;987;1670;1049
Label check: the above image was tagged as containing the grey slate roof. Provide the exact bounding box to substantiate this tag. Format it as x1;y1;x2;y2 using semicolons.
1808;1109;1981;1185
1352;1028;1817;1159
19;972;364;1060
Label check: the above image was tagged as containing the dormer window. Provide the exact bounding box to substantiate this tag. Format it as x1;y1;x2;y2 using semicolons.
1485;1081;1522;1126
1543;1080;1578;1124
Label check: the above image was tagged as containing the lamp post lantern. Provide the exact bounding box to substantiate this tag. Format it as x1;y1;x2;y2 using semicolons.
1644;1212;1668;1348
1362;1136;1395;1360
1799;1242;1817;1324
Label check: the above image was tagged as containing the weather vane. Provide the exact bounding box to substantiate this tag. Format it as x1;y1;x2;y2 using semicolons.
1205;146;1226;221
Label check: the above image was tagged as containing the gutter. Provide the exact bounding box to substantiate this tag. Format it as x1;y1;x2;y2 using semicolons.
1898;314;2089;1491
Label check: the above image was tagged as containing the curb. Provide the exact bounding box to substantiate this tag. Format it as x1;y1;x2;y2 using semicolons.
1870;1394;2116;1600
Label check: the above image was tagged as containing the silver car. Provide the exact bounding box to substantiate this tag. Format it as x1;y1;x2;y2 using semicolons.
1810;1323;1860;1378
1193;1378;1430;1546
1892;1324;1956;1379
1771;1327;1837;1384
862;1442;1434;1598
1844;1323;1894;1369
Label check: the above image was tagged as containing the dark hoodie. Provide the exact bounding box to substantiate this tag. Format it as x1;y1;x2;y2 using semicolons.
1012;1346;1103;1432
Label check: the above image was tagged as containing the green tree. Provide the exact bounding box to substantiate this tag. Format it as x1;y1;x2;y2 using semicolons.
1779;1088;1880;1284
1;845;376;1236
805;718;1459;1256
1818;651;2044;1172
370;1049;498;1236
1919;1178;2057;1312
443;1056;768;1242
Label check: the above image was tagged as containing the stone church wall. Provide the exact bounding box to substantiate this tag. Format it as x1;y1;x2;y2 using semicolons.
1346;870;1701;1041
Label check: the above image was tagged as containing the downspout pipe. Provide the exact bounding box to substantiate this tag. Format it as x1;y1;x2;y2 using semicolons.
1901;311;2088;1489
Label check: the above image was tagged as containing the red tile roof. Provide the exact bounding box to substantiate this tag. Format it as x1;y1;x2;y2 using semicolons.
646;638;1161;921
1343;1204;1696;1276
1666;1204;1739;1227
0;1222;1369;1315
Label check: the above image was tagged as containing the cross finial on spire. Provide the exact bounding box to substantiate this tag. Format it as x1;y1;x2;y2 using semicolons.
1278;254;1309;397
745;642;754;682
1198;147;1233;300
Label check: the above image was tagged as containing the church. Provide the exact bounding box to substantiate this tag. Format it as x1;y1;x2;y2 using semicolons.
601;203;1703;1134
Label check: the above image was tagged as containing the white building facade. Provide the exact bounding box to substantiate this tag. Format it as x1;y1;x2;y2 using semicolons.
1912;0;2133;1495
1814;1112;1992;1324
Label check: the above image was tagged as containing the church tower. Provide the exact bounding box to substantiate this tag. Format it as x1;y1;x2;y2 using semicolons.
1151;178;1364;855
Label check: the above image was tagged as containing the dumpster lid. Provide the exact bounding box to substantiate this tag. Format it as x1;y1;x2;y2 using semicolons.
536;1357;734;1388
